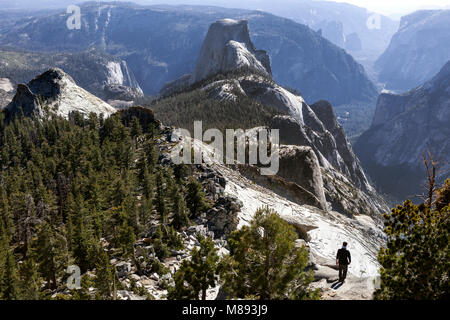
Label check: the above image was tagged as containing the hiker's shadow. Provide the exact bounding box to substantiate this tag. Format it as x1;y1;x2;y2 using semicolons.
331;281;343;290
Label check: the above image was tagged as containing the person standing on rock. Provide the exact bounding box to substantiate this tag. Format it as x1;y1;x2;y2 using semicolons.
336;242;351;283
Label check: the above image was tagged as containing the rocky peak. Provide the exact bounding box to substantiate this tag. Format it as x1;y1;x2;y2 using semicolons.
7;68;116;119
192;19;271;83
27;68;69;98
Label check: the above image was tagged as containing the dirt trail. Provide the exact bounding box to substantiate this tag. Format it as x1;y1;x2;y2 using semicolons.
311;265;377;300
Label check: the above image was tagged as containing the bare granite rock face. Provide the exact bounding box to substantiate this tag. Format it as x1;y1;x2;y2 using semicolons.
0;78;15;108
201;79;246;102
161;19;272;96
237;162;327;211
7;83;43;118
277;145;327;211
0;78;14;93
192;19;271;83
103;83;144;107
0;77;15;107
6;68;117;119
270;104;372;194
309;100;372;192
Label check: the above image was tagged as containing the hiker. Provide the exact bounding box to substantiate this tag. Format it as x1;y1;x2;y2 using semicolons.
336;242;351;282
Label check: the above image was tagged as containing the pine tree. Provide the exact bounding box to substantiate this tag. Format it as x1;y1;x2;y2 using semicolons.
123;194;138;236
137;157;154;200
435;179;450;211
95;249;113;300
71;195;91;273
375;196;449;300
33;222;68;290
64;193;75;251
155;171;167;223
0;239;19;299
111;177;129;207
173;164;190;182
166;225;184;251
138;196;153;233
0;182;14;240
171;188;190;230
168;235;219;300
220;207;319;300
18;257;42;300
118;221;136;258
17;193;36;257
152;225;170;260
130;116;142;138
146;144;159;170
186;178;210;217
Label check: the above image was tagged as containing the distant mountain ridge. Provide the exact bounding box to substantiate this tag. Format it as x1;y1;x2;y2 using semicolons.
376;9;450;91
0;2;377;105
156;0;398;63
356;60;450;200
0;48;143;108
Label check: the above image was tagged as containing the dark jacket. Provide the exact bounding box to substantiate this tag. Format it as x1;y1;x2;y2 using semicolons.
336;248;351;265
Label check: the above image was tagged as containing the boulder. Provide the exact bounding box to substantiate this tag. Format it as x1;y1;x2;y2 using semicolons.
277;145;327;211
115;261;132;278
205;196;242;237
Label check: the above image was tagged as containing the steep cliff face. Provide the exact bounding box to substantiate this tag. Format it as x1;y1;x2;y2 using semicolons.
356;61;450;200
7;68;117;119
0;3;377;105
376;10;450;91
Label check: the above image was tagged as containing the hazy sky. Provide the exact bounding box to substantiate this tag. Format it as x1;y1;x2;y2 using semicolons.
326;0;450;15
3;0;450;17
136;0;450;16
